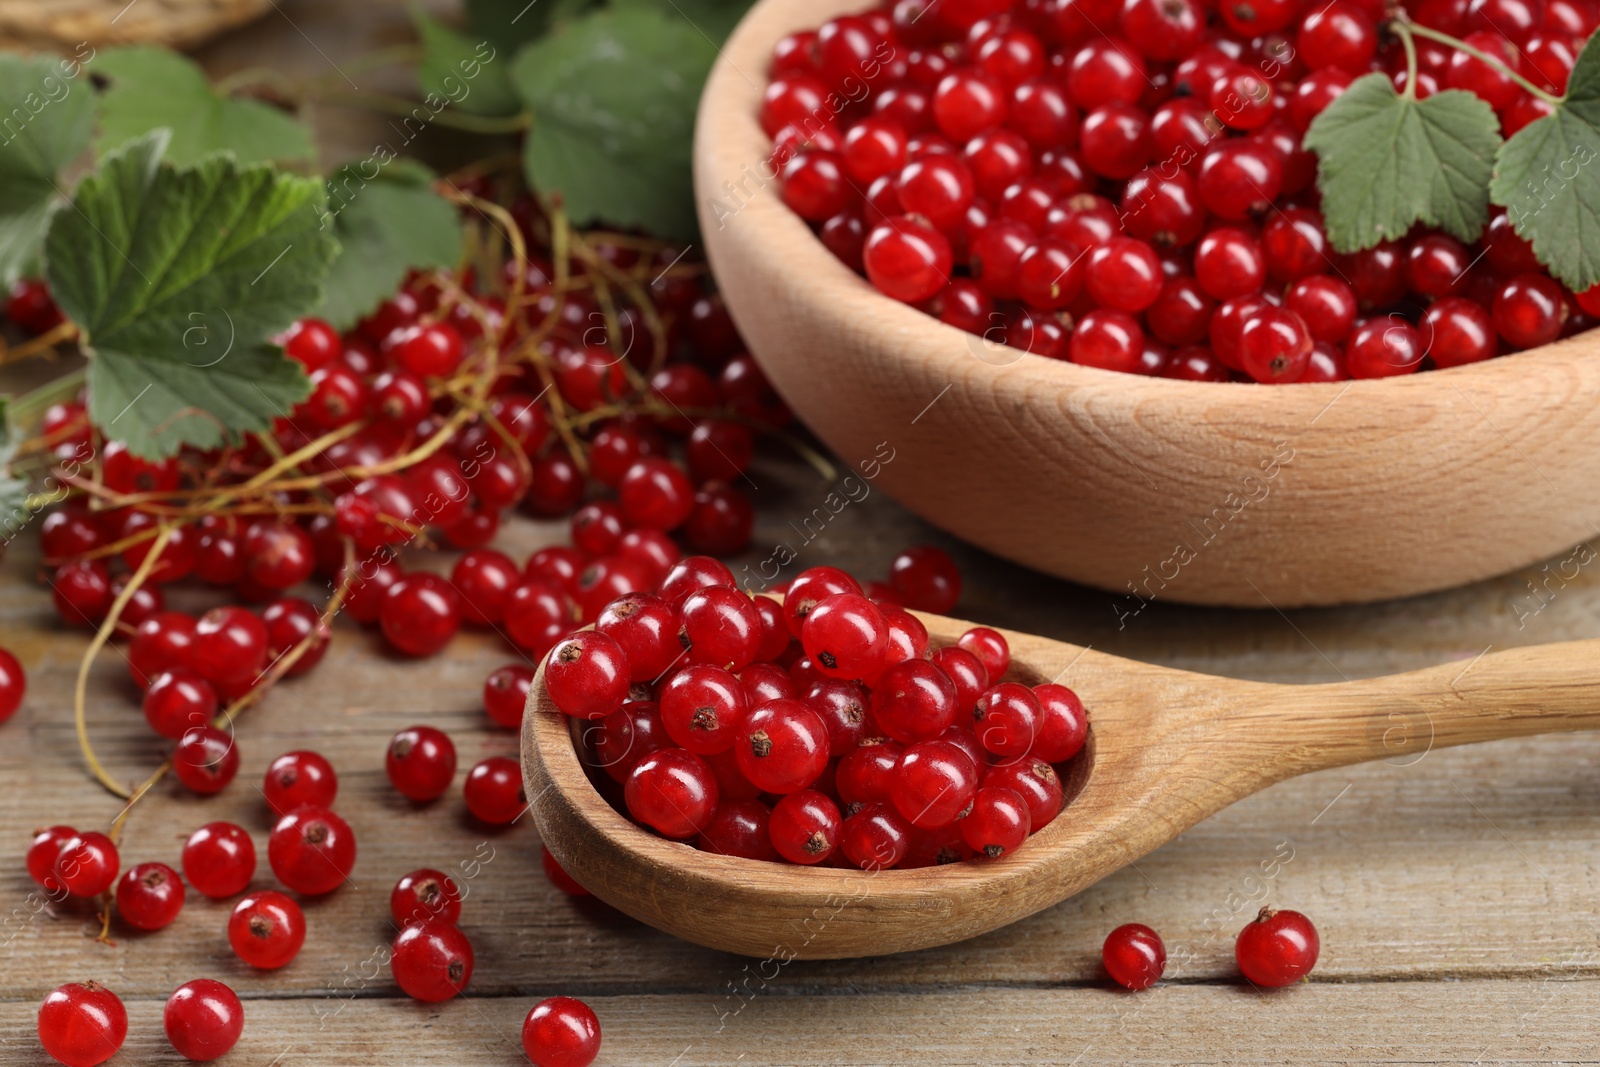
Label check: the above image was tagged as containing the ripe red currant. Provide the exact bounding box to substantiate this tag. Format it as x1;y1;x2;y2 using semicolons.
38;982;127;1067
263;749;338;815
164;979;244;1062
182;822;256;899
228;891;305;968
115;862;185;931
54;831;120;897
464;756;526;824
1103;922;1167;989
625;748;719;838
386;726;457;802
769;789;843;864
392;868;464;927
267;805;356;895
1236;907;1320;986
522;996;602;1067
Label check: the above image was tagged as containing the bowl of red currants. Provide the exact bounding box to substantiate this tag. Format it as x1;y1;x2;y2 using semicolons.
694;0;1600;608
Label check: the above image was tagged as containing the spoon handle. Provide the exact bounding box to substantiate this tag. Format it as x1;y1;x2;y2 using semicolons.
1259;639;1600;776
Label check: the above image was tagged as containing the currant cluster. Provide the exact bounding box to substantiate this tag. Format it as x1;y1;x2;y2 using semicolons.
766;0;1600;383
1101;907;1320;989
529;548;1087;869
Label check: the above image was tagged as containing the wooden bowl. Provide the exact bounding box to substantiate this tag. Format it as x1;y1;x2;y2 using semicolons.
693;0;1600;608
0;0;273;51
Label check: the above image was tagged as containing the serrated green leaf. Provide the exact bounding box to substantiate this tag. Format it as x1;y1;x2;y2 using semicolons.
43;131;335;459
414;9;521;118
466;0;598;49
0;397;31;539
611;0;757;41
1305;73;1501;252
511;8;718;241
96;47;314;167
1490;37;1600;291
317;159;464;329
0;54;95;288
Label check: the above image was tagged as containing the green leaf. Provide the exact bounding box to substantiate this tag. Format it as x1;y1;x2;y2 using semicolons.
1305;72;1501;253
1490;36;1600;291
43;131;335;459
0;396;27;540
611;0;757;42
95;47;314;167
465;0;598;50
511;7;718;241
0;53;96;288
317;159;464;329
414;9;522;118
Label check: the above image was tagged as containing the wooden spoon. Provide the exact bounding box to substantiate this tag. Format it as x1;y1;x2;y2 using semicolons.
522;611;1600;960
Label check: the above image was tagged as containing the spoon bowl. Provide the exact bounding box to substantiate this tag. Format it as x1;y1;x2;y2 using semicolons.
523;611;1600;959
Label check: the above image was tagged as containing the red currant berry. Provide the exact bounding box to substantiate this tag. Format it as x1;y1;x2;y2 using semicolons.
1147;276;1216;346
958;626;1010;679
392;868;464;927
893;739;980;828
1238;307;1314;384
1078;103;1153;179
182;822;256;899
52;559;114;628
625;748;719;837
1424;296;1498;368
380;573;462;657
840;802;913;869
191;607;266;688
386;726;456;802
172;725;239;795
1032;683;1089;762
697;798;778;860
546;632;632;720
113;861;185;931
1070;308;1145;372
985;756;1065;829
522;996;602;1067
735;699;831;794
164;979;243;1062
1236;907;1320;986
261;597;327;676
887;545;962;613
464;756;526;824
27;825;75;895
864;215;954;303
961;785;1032;857
767;789;841;864
228;891;305;968
801;593;889;679
483;663;536;729
1346;317;1426;378
1104;923;1167;989
391;919;474;1002
38;982;126;1067
263;750;338;815
1197;141;1281;221
1195;226;1267;300
1285;275;1358;343
142;669;216;740
1086;236;1164;313
268;805;357;895
1493;272;1566;349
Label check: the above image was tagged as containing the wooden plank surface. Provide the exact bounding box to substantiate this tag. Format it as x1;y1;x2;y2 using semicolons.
3;0;1600;1063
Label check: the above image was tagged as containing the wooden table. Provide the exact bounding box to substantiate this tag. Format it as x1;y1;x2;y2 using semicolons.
5;3;1600;1063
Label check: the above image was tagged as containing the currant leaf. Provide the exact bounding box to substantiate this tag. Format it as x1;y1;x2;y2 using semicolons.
0;396;26;538
611;0;757;41
413;10;521;118
0;53;96;287
1304;72;1501;252
465;0;599;50
316;159;464;329
1490;36;1600;291
44;132;335;459
511;7;719;241
95;47;314;167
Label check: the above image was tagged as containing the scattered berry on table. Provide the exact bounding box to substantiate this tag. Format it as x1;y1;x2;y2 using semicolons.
1236;907;1320;986
228;891;306;969
163;979;244;1062
37;982;126;1067
1103;922;1168;989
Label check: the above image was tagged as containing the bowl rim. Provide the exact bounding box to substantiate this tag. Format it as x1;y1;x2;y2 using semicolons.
694;0;1597;415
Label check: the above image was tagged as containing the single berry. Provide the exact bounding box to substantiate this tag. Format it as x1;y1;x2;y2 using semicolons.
392;868;464;927
54;832;119;897
164;979;244;1062
1103;923;1167;989
182;822;256;899
173;725;240;795
625;748;719;838
768;789;843;864
522;996;602;1067
267;805;356;895
1236;907;1320;986
546;632;632;720
263;750;338;815
392;919;475;1002
115;862;185;931
386;725;457;801
38;982;127;1067
228;891;306;969
960;786;1032;857
464;756;526;824
735;699;831;794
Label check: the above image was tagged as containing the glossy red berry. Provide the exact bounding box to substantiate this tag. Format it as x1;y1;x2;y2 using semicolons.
887;545;962;613
660;665;749;754
191;607;267;688
267;805;356;895
1493;273;1566;349
380;573;462;656
1285;275;1358;343
1194;226;1266;300
115;862;185;931
483;663;536;728
1104;923;1167;989
522;996;602;1067
958;627;1010;680
464;756;526;824
1347;317;1426;378
625;748;719;838
261;749;337;815
173;725;240;795
864;215;954;303
1197;142;1281;221
801;593;889;679
985;757;1064;830
1236;907;1320;986
392;868;464;927
546;631;632;720
27;825;76;895
51;560;113;628
973;682;1043;758
769;789;843;864
38;982;127;1067
840;802;913;870
1238;307;1314;384
142;669;217;740
386;725;457;801
870;659;959;743
1086;236;1163;313
960;785;1031;857
735;699;831;794
229;891;305;968
392;919;474;1002
1032;683;1089;762
1070;309;1144;372
893;739;980;828
182;821;256;899
164;979;244;1062
1298;1;1377;72
1424;297;1498;368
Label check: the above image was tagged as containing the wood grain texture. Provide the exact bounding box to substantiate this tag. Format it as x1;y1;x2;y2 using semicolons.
2;1;1600;1062
694;0;1600;609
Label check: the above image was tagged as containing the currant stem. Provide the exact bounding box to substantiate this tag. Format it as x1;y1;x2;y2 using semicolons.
75;525;174;800
1395;19;1420;100
1402;20;1564;106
